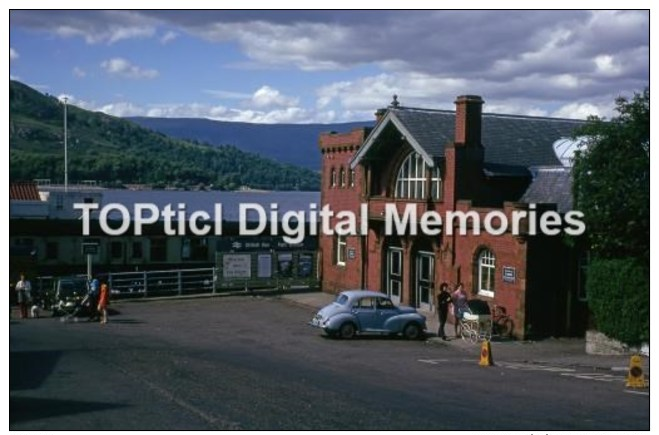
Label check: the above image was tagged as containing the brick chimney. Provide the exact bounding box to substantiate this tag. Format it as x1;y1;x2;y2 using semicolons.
454;95;483;146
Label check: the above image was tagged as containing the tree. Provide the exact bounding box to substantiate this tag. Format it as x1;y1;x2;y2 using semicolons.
572;88;649;345
572;88;649;262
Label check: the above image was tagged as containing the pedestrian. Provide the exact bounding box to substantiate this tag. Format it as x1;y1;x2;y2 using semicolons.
15;273;32;319
451;283;468;337
87;278;100;321
97;281;110;324
436;282;452;340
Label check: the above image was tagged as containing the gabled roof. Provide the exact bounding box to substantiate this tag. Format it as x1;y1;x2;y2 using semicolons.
520;167;573;213
10;182;41;201
351;107;585;169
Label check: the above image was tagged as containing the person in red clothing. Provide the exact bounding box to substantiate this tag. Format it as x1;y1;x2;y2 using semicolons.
97;282;110;324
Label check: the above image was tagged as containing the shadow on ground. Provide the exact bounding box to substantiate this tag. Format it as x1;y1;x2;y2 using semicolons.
10;396;128;425
10;350;62;391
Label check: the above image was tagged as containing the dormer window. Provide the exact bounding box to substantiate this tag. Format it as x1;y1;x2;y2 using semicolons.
394;152;442;200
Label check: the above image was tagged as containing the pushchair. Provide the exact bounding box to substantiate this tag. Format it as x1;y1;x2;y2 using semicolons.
458;299;492;344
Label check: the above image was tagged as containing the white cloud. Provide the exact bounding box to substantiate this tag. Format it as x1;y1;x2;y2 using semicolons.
594;54;623;77
87;100;312;124
10;47;19;61
100;58;159;79
72;66;86;78
98;101;146;117
160;30;178;44
250;86;299;108
551;102;610;119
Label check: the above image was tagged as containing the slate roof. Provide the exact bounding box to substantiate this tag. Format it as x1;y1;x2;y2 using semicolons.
354;107;585;169
520;167;573;213
10;182;42;201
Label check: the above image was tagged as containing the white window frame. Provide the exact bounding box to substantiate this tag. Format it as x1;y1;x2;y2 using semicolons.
339;167;346;188
336;234;347;266
394;152;442;200
330;168;337;188
477;249;496;298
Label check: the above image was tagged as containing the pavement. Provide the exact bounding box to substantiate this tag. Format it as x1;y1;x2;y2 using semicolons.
280;290;650;381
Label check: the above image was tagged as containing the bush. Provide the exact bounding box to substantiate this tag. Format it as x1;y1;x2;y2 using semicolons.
587;258;649;345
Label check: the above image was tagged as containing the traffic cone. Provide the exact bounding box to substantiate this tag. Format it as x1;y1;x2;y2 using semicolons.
625;355;647;388
479;340;494;366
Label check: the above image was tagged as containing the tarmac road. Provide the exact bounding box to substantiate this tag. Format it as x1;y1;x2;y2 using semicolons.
9;295;650;430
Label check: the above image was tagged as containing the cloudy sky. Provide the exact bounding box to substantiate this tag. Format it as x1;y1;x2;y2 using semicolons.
9;10;649;124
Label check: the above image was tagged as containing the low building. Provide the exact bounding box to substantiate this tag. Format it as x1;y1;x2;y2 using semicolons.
318;95;589;339
10;186;320;289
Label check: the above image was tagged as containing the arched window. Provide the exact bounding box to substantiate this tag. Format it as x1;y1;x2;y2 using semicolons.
339;167;346;188
394;152;442;199
477;249;496;297
349;169;355;187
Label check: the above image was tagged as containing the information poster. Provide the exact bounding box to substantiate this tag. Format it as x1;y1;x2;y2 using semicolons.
257;254;272;278
223;254;252;279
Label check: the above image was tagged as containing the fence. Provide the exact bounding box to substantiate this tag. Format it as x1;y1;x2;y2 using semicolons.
36;260;319;301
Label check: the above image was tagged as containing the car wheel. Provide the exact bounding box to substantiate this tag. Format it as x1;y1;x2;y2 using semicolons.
339;322;356;339
403;323;422;340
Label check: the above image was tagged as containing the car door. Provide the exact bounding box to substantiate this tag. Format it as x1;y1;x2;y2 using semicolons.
375;297;399;331
351;296;378;331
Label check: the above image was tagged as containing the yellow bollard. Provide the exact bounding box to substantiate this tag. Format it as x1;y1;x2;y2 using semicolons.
479;340;494;366
625;354;648;388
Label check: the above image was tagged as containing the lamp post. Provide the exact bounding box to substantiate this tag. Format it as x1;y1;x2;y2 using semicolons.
63;96;68;192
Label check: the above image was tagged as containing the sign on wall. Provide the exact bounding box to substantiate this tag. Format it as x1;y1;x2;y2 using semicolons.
503;266;516;283
223;254;252;279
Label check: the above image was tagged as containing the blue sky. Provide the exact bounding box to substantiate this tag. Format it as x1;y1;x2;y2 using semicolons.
9;10;649;124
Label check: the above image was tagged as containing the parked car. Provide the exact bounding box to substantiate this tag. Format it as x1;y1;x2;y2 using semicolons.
309;290;426;339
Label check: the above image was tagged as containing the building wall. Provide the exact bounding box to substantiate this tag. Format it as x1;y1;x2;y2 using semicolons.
318;128;369;294
318;96;581;339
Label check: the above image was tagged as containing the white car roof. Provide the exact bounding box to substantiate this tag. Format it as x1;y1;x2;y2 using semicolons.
340;290;388;299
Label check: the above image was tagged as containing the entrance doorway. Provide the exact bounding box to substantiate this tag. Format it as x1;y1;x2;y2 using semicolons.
415;251;434;311
386;247;403;304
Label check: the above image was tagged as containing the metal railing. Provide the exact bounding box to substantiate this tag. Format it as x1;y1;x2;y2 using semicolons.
36;262;318;301
107;268;215;298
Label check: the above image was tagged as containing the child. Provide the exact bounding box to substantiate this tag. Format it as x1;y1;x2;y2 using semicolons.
98;282;110;324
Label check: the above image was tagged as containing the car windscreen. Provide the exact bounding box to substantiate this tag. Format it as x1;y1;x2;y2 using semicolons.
336;294;349;305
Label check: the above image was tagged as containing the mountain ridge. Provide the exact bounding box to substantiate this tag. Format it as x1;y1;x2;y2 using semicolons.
128;116;374;171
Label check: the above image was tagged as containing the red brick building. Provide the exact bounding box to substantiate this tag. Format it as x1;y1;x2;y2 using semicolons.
318;95;589;339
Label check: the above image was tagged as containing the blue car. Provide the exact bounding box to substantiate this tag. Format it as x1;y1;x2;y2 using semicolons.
310;290;427;339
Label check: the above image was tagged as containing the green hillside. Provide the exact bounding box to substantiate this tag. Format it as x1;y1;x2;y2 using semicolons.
9;80;320;190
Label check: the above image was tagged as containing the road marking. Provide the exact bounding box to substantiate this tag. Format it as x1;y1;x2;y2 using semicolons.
418;359;449;364
418;359;648;388
624;390;649;396
560;372;627;383
497;361;576;373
